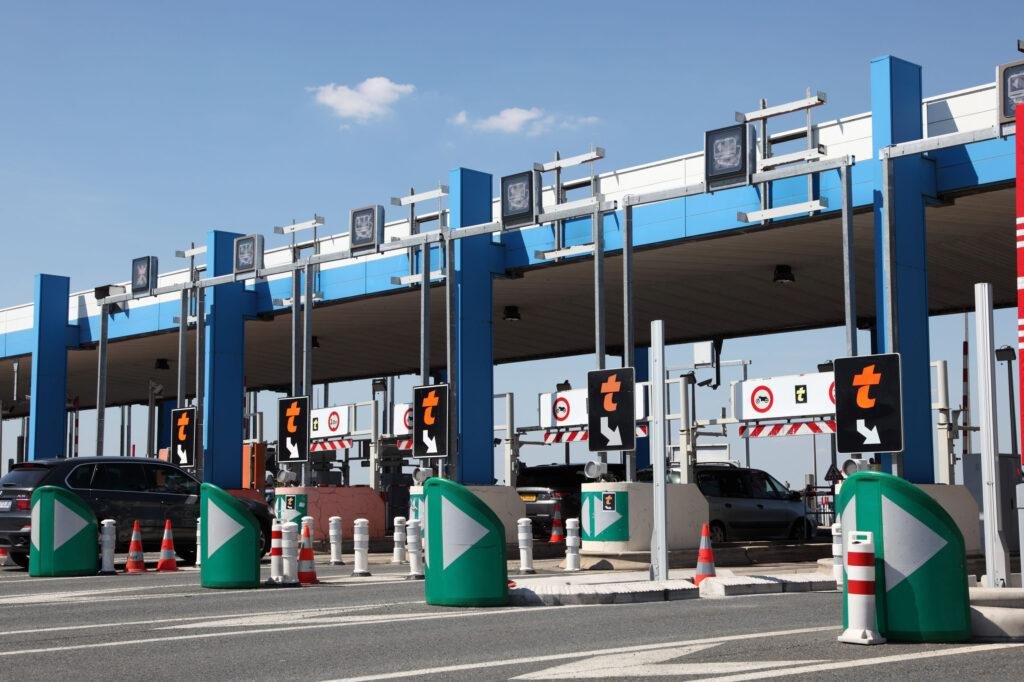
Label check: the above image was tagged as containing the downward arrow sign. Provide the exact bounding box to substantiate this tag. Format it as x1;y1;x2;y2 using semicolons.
600;417;622;447
176;444;188;464
857;419;880;446
286;437;300;459
423;430;438;454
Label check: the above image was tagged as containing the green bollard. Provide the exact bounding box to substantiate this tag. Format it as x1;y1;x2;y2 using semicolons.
200;483;261;589
423;478;507;607
29;486;98;577
836;470;971;642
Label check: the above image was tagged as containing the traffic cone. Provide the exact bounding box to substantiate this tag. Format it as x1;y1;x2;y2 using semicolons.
693;522;716;586
125;520;147;573
156;519;178;572
297;522;319;585
548;500;566;544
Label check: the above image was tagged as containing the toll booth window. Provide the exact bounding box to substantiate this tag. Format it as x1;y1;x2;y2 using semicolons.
66;464;96;489
146;465;198;495
91;463;148;492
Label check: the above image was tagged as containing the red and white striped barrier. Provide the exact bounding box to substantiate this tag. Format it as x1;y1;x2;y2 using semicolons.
397;439;414;450
738;420;836;438
267;520;283;584
542;425;649;444
310;439;353;452
838;530;885;645
1016;104;1023;470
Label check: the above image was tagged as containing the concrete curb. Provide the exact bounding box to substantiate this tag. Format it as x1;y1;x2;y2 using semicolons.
698;576;783;598
971;605;1024;641
509;579;699;606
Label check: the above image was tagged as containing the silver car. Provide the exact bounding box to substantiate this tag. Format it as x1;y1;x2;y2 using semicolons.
695;465;814;543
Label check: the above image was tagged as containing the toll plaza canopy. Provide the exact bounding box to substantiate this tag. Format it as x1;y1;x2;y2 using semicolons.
0;56;1018;489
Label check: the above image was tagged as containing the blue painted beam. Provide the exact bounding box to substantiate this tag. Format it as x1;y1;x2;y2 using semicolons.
28;274;70;460
449;167;495;485
871;55;933;483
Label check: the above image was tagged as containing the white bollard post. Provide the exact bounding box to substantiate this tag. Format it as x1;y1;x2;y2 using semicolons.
838;530;885;645
99;519;116;575
329;516;345;565
831;522;844;588
564;518;581;572
518;517;536;574
195;517;202;567
405;519;424;580
280;522;299;585
392;516;407;564
352;518;371;577
301;515;315;545
267;520;283;584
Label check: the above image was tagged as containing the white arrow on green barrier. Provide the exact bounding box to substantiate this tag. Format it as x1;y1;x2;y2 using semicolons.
52;499;89;550
581;496;622;538
441;496;489;569
30;502;40;551
207;499;244;557
881;494;947;591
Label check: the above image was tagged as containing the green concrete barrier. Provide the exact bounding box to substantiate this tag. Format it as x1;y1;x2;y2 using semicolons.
200;483;261;589
28;486;98;577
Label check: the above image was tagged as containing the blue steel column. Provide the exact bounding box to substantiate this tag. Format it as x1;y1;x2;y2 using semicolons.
157;398;175;452
449;167;494;484
28;274;70;460
202;230;245;487
871;56;933;483
634;345;650;470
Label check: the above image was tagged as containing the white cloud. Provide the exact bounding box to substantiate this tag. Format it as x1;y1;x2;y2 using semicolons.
451;107;599;137
311;76;415;123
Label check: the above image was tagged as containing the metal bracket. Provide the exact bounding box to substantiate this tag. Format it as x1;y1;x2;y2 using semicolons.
535;244;594;260
738;198;829;223
390;270;445;286
757;145;826;171
533;147;605;172
736;92;826;122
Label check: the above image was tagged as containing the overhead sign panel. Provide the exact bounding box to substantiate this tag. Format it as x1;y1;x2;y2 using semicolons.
277;396;309;463
310;406;350;441
833;353;903;455
539;384;648;430
587;368;636;452
413;384;448;459
232;234;264;275
350;205;385;252
393;402;413;436
170;407;197;468
704;123;749;189
997;58;1024;125
738;371;835;422
130;256;158;296
500;171;537;228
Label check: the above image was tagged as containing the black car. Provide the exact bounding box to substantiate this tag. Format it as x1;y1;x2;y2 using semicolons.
0;457;274;570
516;463;625;536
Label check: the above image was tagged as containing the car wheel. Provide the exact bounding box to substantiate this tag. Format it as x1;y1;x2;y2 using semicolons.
9;552;29;570
708;521;726;544
177;548;198;566
259;525;270;558
789;519;811;543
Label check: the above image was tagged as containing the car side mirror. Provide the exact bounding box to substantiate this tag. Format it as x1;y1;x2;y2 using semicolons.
789;490;802;502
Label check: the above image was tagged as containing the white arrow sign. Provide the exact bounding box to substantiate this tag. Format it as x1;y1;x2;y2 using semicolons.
423;430;438;454
599;417;622;447
881;494;947;591
514;642;822;679
581;496;622;538
176;444;188;464
286;437;300;459
857;419;880;445
441;496;488;569
52;499;90;551
207;499;244;558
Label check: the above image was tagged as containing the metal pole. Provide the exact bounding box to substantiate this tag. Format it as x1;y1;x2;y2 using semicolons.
419;199;431;386
840;163;858;356
177;289;189;408
679;374;693;484
369;399;380;491
95;304;109;456
290;253;302;397
147;383;156;458
742;363;751;468
503;394;516;487
593;188;606;465
194;285;206;477
126;404;132;458
649;320;669;582
974;282;1010;587
881;155;898;352
1006;357;1018;466
302;261;314;487
119;405;125;456
623;203;636;482
444;223;457;481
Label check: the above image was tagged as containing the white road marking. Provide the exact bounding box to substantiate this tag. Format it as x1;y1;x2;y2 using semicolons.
515;643;822;679
0;604;587;657
0;583;202;605
694;642;1024;681
0;601;423;637
335;627;836;681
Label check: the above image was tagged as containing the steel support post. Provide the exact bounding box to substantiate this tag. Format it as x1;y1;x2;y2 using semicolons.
880;156;897;353
302;262;314;486
147;385;156;458
420;231;431;386
649;320;669;582
975;283;1011;587
679;373;694;484
444;230;457;480
177;289;189;407
194;284;206;477
840;163;858;356
369;399;380;491
95;303;109;456
1006;357;1019;466
622;204;636;482
502;394;516;487
290;261;302;397
593;205;606;465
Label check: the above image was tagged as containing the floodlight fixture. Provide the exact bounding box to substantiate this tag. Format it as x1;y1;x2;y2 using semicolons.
131;256;159;296
349;205;385;252
817;361;834;373
996;345;1016;362
500;171;539;228
154;358;171;371
773;264;796;285
502;305;521;322
555;380;572;392
233;234;264;275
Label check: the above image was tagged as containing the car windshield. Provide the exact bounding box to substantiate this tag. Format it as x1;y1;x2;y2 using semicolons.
0;466;52;488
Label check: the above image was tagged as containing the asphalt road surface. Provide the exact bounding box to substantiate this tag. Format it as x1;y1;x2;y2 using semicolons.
0;563;1020;680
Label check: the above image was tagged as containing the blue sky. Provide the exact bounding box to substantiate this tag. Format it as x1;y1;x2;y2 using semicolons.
1;2;1022;485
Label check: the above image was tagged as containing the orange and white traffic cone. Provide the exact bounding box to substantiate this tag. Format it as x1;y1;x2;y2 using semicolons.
693;522;716;586
297;522;319;585
548;500;566;544
125;520;147;573
156;519;178;572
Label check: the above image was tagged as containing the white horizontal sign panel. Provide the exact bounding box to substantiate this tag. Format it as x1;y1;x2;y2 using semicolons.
393;402;413;436
310;406;350;440
539;384;648;429
738;372;835;421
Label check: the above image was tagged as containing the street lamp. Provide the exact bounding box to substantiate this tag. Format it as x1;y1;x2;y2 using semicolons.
996;345;1018;462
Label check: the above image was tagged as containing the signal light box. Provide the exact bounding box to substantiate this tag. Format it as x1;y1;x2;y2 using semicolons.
500;171;537;228
350;205;385;252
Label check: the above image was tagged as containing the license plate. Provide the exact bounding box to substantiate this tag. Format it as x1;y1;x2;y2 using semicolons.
518;493;537;502
0;500;11;511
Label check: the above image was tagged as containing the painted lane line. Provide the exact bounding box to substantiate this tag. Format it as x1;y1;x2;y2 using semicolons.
693;641;1024;681
335;626;837;682
0;604;588;657
0;601;425;637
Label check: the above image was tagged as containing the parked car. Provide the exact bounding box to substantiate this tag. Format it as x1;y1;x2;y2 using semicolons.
639;463;814;543
516;463;624;536
0;457;275;570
